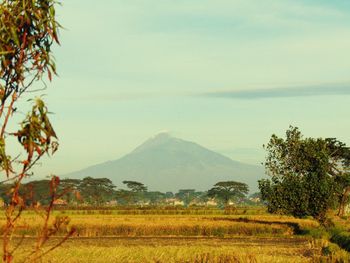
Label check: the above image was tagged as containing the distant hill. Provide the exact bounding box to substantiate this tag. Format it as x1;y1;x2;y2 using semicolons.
63;133;265;192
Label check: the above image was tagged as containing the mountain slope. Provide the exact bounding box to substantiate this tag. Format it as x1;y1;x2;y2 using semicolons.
63;133;265;192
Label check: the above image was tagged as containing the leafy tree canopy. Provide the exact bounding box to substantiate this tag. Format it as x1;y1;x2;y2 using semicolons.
0;177;116;205
259;126;350;223
207;181;249;206
175;189;206;207
79;177;116;204
122;181;147;192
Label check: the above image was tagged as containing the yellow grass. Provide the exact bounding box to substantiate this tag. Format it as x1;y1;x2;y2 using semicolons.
0;209;346;262
0;214;298;237
9;237;320;263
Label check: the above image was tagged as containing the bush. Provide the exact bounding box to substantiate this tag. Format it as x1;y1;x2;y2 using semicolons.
306;228;330;240
330;229;350;252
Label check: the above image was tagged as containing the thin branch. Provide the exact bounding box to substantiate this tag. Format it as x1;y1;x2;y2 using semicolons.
0;92;16;138
9;235;25;256
29;230;76;262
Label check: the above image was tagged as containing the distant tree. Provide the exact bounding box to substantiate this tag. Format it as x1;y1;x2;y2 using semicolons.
165;191;174;199
145;191;166;205
59;178;82;204
122;181;147;192
20;178;81;205
249;192;261;199
175;189;197;207
14;177;116;206
181;191;208;206
0;183;11;204
121;181;147;204
115;189;132;205
79;177;116;205
259;126;350;223
1;179;78;206
193;191;210;205
21;179;52;205
207;181;249;206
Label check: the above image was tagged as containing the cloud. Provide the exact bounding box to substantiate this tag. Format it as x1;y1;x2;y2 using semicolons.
203;83;350;99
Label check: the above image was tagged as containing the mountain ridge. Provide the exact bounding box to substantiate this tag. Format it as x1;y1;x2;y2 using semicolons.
63;133;265;192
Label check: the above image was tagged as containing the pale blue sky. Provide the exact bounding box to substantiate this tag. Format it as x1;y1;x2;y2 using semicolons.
25;0;350;177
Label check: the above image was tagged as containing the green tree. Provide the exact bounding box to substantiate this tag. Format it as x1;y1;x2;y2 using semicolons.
259;126;350;223
122;180;147;192
115;189;132;205
121;181;147;204
165;191;174;199
207;181;249;206
79;177;116;205
59;178;82;204
175;189;196;207
144;191;166;205
0;182;11;204
22;179;53;205
8;178;81;206
193;191;210;205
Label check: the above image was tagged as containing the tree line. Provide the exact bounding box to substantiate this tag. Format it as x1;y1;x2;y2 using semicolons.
0;178;254;207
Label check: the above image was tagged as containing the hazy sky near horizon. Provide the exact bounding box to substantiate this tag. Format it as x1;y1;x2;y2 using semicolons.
26;0;350;178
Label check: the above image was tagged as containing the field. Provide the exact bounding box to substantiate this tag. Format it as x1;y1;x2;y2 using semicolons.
0;207;349;262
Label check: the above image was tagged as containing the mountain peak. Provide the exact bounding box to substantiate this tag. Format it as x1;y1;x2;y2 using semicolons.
151;131;171;140
132;131;176;153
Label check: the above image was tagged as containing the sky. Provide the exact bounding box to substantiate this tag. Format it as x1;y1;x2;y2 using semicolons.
22;0;350;178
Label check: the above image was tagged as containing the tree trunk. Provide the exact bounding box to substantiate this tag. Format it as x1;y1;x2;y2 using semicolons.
337;187;350;217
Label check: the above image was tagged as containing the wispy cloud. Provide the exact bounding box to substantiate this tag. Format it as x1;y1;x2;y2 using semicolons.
203;84;350;99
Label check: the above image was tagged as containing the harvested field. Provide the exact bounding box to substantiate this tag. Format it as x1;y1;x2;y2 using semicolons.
8;236;320;263
0;210;347;262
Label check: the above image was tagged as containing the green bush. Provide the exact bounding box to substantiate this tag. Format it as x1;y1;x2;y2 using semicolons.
322;243;341;256
330;230;350;252
306;227;330;240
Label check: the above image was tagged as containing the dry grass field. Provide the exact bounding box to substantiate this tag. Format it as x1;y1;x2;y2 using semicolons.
0;208;348;262
10;236;320;263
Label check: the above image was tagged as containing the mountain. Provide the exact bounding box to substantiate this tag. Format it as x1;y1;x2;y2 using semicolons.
63;133;265;192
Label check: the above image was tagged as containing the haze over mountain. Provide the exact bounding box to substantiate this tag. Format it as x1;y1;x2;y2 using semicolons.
64;133;265;192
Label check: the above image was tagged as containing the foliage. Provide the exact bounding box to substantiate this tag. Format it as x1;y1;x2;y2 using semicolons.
0;0;72;261
0;0;59;98
329;229;350;252
122;180;147;192
79;177;116;205
207;181;249;206
144;191;166;205
175;189;201;207
115;181;148;205
249;192;261;199
259;126;350;223
0;177;116;206
0;177;263;209
165;191;174;198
